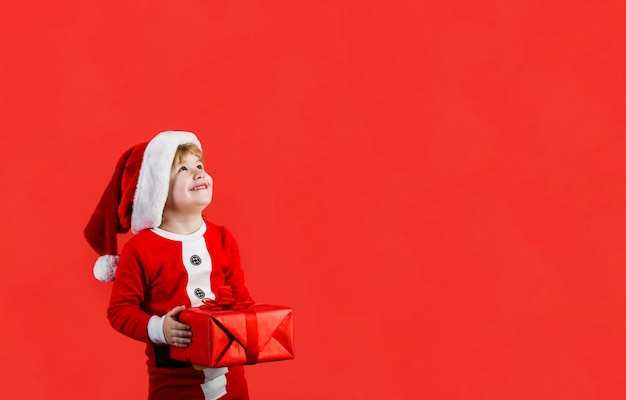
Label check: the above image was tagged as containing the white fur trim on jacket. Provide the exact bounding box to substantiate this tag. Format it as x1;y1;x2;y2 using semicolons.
131;131;202;233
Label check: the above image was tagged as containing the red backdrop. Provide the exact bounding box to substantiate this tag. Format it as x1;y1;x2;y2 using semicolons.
1;1;626;399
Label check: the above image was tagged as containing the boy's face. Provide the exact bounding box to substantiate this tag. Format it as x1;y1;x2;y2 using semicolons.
164;154;213;214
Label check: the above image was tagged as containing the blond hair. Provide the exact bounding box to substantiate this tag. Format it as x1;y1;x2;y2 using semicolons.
172;143;204;167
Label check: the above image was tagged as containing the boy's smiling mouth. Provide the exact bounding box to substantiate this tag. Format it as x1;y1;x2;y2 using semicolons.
191;184;208;191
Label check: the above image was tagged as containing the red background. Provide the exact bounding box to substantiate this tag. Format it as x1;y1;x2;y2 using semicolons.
1;1;626;399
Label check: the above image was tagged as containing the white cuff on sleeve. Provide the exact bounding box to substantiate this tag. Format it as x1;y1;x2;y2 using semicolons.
147;315;167;344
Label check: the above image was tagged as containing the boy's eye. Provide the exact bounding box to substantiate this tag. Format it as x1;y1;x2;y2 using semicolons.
178;166;188;172
197;164;203;170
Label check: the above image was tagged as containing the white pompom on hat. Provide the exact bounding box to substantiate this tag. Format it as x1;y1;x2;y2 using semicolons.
84;131;202;282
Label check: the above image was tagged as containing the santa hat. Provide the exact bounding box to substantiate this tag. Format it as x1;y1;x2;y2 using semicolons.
84;131;202;282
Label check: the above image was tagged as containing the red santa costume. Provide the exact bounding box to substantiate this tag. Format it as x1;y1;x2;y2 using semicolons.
85;131;251;400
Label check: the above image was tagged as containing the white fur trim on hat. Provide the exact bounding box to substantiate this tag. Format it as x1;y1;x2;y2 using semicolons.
131;131;202;233
94;255;120;282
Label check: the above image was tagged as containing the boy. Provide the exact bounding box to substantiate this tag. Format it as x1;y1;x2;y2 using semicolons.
85;131;251;400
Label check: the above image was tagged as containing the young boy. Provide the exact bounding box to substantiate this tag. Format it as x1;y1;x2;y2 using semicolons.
85;131;252;400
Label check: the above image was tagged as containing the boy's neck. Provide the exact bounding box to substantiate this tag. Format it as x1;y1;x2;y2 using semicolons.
158;213;204;235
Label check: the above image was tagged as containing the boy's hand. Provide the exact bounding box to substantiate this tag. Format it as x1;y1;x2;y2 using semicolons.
163;305;192;347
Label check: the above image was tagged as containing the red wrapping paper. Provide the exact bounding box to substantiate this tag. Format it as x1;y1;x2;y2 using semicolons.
170;303;294;368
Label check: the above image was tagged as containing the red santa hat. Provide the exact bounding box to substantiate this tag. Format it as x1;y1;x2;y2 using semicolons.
84;130;202;282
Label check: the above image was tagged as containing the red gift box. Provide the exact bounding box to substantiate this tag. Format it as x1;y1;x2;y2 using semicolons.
170;299;294;368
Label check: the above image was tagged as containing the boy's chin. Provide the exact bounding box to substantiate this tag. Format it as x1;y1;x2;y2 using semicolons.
191;192;212;204
182;197;212;212
196;197;213;208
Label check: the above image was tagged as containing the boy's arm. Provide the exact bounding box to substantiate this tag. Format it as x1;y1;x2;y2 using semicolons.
107;245;152;343
107;243;193;347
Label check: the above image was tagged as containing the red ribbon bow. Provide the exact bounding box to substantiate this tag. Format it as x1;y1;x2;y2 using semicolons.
200;286;254;310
